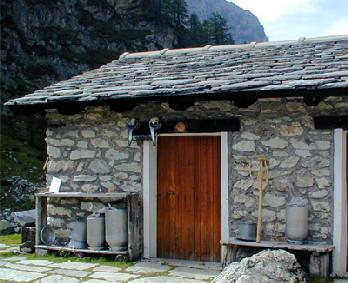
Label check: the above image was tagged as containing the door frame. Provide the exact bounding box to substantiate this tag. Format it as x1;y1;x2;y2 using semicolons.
143;132;229;262
333;129;347;276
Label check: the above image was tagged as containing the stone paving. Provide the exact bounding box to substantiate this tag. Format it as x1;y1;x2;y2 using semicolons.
0;256;221;282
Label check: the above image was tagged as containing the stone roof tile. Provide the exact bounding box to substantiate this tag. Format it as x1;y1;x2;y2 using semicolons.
5;35;348;107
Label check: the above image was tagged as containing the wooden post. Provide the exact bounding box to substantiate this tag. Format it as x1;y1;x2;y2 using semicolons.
256;157;268;243
128;193;142;261
35;196;41;246
35;195;47;255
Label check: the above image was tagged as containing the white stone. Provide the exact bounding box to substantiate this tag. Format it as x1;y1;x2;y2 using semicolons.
91;138;109;148
89;271;139;281
290;138;313;150
115;163;141;173
50;262;97;270
233;179;254;190
131;277;203;283
127;262;171;273
81;130;95;138
315;177;330;189
314;141;330;150
49;269;90;278
81;202;105;212
273;151;288;157
99;176;113;181
101;182;115;191
46;138;74;147
48;161;74;172
18;259;54;266
268;158;281;168
0;267;46;282
280;124;303;136
280;156;300;168
88;159;110;174
1;256;27;262
77;141;88;148
241;132;260;140
70;150;95;160
47;146;61;159
134;152;141;161
232;141;255;152
92;266;121;272
296;176;314;187
73;175;97;182
39;275;79;283
4;262;51;273
105;149;128;161
295;150;312;157
311;169;330;177
303;156;330;168
269;171;291;178
83;280;110;283
264;194;286;208
311;201;330;212
49;206;72;217
309;190;328;199
261;138;288;149
169;267;220;280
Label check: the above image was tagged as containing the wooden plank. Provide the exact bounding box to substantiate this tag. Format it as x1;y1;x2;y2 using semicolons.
178;137;195;260
35;196;41;246
35;245;127;255
213;137;222;261
222;238;334;252
128;193;142;261
35;192;128;198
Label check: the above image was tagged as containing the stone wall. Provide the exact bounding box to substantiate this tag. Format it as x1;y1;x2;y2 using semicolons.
45;96;348;245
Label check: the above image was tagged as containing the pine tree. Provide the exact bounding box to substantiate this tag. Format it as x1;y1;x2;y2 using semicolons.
208;12;233;45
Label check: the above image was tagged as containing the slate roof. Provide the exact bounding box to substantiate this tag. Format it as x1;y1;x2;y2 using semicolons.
5;35;348;108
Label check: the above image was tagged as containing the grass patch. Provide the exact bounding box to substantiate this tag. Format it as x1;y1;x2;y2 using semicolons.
309;276;333;283
0;233;21;245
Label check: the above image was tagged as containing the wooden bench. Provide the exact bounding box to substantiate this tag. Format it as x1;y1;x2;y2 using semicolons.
222;238;334;278
35;192;142;261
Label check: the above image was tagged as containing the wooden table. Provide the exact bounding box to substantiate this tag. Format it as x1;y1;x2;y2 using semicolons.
222;238;334;278
35;192;142;261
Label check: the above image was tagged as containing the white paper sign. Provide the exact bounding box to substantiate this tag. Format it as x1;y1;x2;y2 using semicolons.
49;177;62;193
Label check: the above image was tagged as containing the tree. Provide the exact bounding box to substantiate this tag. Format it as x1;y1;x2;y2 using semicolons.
208;12;234;45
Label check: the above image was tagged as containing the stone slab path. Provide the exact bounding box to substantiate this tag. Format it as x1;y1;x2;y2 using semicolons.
0;256;221;282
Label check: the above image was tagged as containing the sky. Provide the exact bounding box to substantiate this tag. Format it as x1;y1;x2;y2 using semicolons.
230;0;348;41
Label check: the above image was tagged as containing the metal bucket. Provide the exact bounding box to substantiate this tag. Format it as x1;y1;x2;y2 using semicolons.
237;222;256;241
87;213;106;250
105;207;128;252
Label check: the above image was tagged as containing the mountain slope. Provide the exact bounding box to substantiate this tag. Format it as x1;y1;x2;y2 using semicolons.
186;0;268;43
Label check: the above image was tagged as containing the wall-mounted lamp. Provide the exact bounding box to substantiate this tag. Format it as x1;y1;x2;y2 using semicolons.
128;118;139;146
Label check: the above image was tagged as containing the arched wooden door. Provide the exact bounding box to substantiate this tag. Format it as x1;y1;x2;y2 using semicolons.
157;136;221;262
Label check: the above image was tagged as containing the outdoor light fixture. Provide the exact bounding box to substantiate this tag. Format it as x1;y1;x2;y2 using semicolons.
148;117;162;146
174;121;187;133
128;118;139;146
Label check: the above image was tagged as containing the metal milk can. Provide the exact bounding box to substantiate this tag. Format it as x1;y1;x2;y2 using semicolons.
87;212;106;250
105;206;128;252
286;197;308;244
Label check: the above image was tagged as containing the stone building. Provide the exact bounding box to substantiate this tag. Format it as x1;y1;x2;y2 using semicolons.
5;35;348;275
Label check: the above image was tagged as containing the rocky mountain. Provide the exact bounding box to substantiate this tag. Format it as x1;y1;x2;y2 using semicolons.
186;0;268;43
0;0;267;212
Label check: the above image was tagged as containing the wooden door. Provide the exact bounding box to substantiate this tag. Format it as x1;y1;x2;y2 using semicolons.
157;136;221;262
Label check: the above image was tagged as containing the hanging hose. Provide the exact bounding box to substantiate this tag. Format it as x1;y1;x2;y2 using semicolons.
256;156;269;243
